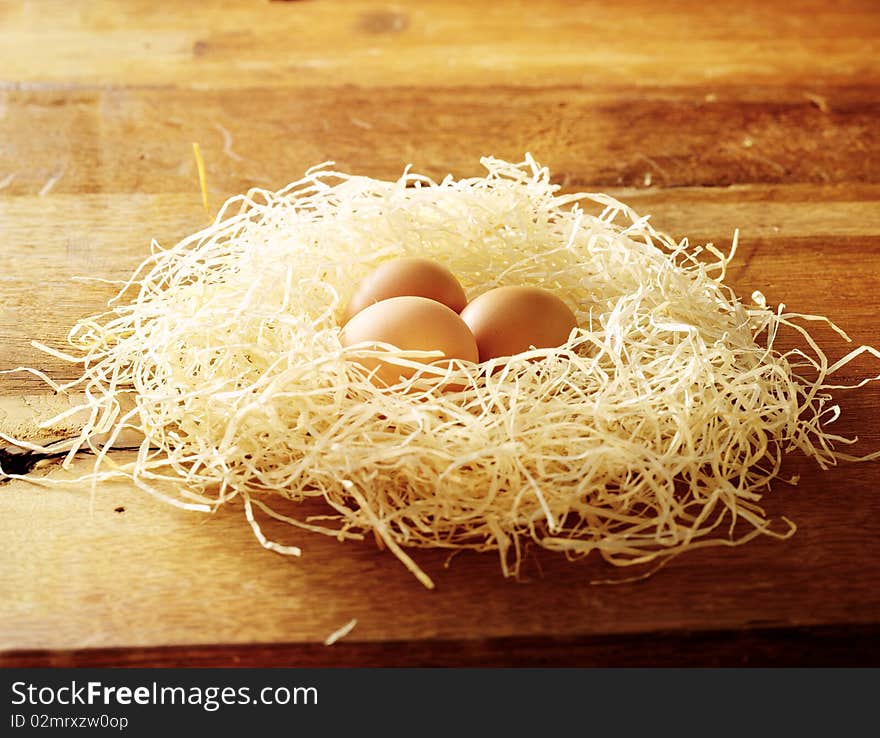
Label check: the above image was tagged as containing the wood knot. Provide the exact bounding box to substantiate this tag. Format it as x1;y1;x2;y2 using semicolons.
357;10;408;35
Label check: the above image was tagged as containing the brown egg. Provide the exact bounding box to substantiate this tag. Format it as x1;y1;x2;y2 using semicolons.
341;295;479;387
344;257;467;322
460;286;578;362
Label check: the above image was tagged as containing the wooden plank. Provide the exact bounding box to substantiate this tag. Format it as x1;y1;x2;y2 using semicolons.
5;624;880;667
1;86;878;197
0;1;877;89
0;416;878;655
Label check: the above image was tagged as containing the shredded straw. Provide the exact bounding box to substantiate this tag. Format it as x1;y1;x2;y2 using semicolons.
192;142;210;214
324;618;358;646
5;155;880;588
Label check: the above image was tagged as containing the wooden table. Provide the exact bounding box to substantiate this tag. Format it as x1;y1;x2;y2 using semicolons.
2;0;879;667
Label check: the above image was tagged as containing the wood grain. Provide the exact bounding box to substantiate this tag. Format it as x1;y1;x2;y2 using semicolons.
2;86;878;198
1;443;879;653
1;0;879;666
0;1;877;88
6;624;880;668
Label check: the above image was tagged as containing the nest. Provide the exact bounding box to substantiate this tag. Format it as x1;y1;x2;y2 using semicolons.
5;155;878;588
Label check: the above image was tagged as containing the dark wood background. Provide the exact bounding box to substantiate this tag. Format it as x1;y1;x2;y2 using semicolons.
1;0;879;666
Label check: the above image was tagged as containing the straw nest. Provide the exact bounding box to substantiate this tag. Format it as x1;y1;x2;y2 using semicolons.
8;156;878;588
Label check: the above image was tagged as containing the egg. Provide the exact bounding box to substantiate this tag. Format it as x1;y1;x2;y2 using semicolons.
341;295;479;387
460;285;578;362
344;257;468;322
